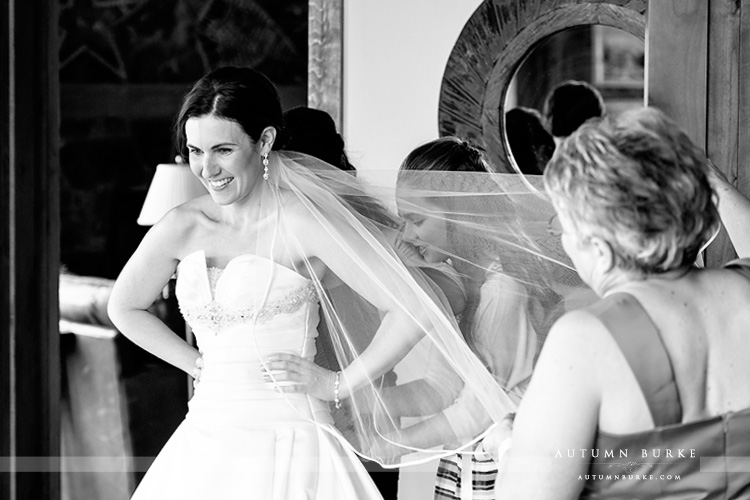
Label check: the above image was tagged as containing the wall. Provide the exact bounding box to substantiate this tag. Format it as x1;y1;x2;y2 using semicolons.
343;4;483;498
343;0;483;174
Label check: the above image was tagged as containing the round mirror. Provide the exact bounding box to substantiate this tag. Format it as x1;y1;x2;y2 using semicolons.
438;0;646;173
503;25;645;175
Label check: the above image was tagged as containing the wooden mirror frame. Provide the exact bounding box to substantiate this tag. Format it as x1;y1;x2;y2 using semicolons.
438;0;647;173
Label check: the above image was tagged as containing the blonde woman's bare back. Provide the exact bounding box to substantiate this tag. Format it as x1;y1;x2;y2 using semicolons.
596;264;750;434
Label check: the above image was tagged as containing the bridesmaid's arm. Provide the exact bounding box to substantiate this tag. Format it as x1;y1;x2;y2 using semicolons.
390;275;531;449
107;207;201;375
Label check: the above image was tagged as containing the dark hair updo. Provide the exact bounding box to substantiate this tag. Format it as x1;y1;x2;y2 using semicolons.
174;66;286;161
399;137;491;173
282;106;356;172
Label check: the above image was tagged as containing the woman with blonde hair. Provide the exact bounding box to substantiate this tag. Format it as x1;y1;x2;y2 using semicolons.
491;107;750;499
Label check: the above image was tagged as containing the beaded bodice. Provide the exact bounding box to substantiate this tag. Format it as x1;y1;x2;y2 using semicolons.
180;267;317;334
174;250;328;431
175;250;319;336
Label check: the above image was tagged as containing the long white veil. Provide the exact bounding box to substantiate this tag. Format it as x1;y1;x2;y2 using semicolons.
253;151;593;466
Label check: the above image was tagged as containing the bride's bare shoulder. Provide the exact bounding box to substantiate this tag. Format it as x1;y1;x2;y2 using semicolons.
149;195;216;241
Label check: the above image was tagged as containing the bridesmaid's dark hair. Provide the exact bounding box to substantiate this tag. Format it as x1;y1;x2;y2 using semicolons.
174;66;287;161
399;136;490;173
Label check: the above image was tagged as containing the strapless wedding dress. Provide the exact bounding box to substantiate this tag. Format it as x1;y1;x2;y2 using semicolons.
130;250;383;500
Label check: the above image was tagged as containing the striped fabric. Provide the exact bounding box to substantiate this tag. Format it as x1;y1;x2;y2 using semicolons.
434;453;497;500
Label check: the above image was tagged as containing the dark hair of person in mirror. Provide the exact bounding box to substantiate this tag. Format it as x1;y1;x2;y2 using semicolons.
399;136;491;173
283;106;356;172
542;79;605;138
173;66;287;162
504;107;556;175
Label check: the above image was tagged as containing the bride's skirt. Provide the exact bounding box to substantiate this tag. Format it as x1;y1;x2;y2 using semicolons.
146;262;386;499
131;393;383;499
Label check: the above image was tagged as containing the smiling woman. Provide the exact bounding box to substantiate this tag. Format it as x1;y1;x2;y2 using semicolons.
369;136;590;500
399;198;450;264
398;138;490;264
106;66;522;500
184;116;267;205
490;108;750;500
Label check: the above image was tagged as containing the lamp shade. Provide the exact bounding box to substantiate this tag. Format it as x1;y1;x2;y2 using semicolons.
137;163;207;226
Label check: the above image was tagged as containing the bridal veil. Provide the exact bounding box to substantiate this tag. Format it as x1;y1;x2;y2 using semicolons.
252;151;592;466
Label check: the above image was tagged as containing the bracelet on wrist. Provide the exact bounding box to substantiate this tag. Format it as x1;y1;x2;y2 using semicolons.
333;370;342;409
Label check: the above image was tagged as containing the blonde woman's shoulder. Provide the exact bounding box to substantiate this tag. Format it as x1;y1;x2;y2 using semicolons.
538;307;619;369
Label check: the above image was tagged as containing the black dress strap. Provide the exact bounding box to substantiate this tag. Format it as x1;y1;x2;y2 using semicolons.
725;257;750;280
586;293;682;427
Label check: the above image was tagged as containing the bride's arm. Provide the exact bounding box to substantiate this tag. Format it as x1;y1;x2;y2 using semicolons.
107;207;201;375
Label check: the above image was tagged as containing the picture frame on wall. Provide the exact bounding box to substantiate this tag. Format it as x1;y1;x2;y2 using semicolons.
592;25;645;89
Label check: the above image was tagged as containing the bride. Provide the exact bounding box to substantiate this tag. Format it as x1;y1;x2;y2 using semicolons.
106;66;517;499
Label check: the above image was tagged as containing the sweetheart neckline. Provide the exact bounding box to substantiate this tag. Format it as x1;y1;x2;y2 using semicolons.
179;250;312;284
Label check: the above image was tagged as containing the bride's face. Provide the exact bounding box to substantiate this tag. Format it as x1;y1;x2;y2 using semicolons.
398;196;450;263
185;114;262;206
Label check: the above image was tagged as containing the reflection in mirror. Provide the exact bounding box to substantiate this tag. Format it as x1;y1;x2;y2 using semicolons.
503;26;644;176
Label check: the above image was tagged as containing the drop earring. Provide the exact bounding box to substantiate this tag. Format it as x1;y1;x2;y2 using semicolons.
262;152;269;180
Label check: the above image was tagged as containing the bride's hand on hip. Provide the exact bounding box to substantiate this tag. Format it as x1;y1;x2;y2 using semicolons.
192;355;204;389
261;353;337;401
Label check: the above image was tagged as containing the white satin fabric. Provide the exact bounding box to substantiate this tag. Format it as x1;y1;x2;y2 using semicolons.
130;250;383;500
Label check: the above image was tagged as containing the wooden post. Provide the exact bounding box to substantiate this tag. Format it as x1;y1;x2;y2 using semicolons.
645;0;749;266
705;0;743;266
739;2;750;210
646;0;708;145
0;1;61;499
308;0;344;131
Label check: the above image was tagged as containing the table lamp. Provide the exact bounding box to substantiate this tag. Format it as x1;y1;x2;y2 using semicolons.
137;163;207;226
